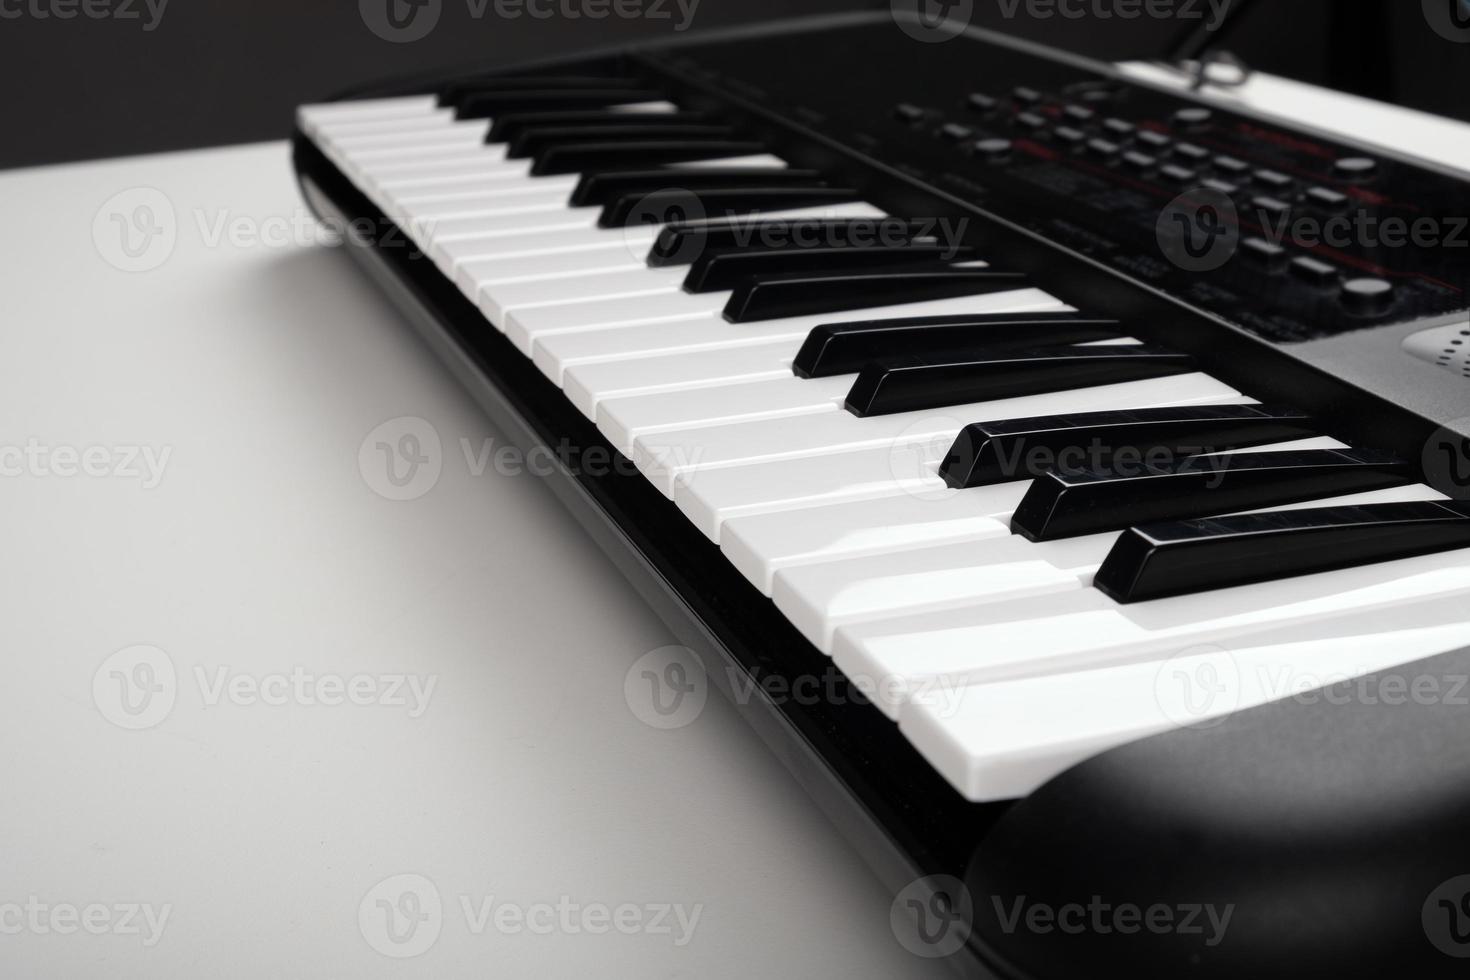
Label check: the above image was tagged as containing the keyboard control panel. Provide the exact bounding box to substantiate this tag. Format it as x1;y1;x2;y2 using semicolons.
639;21;1469;345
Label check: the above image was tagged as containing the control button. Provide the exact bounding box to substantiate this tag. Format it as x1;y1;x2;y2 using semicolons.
1173;142;1210;162
967;93;999;113
894;103;926;123
1053;126;1087;145
1102;118;1135;136
940;123;975;142
1015;111;1047;129
1173;107;1213;128
1251;195;1291;218
1254;169;1293;190
1013;86;1043;104
1064;104;1095;122
1241;237;1288;271
1136;130;1172;149
1290;256;1338;287
1202;178;1239;195
1334;156;1378;181
972;138;1013;161
1341;277;1395;316
1122;151;1157;171
1159;164;1198;183
1305;186;1349;211
1087;138;1121;158
1213;155;1250;175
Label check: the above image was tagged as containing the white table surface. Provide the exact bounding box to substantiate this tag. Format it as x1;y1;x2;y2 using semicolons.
0;143;957;979
3;65;1466;980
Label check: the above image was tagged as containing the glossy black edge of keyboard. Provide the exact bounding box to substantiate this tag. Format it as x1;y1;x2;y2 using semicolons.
289;132;1003;980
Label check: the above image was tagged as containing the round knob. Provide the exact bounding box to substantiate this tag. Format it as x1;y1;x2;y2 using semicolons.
971;138;1013;161
1333;157;1378;181
1341;277;1395;316
1172;107;1213;128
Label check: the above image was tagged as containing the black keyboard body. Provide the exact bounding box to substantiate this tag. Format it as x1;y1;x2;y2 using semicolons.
293;12;1470;976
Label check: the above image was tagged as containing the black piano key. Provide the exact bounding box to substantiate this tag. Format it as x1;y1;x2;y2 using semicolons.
724;269;1028;324
1093;500;1470;603
570;167;824;207
844;345;1194;417
454;89;665;121
487;109;704;144
441;75;649;107
531;140;768;176
491;111;710;148
601;186;858;229
648;218;933;267
683;243;970;292
939;404;1318;489
792;314;1121;379
1010;448;1413;542
511;124;738;160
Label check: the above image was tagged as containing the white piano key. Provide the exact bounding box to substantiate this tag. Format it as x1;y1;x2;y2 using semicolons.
531;287;1063;384
833;489;1458;719
404;186;575;223
645;372;1244;499
314;110;458;140
482;266;690;323
597;337;1140;456
436;225;665;279
361;149;519;185
675;452;1026;543
376;159;535;195
460;249;647;306
903;621;1470;802
330;120;493;155
426;205;602;249
598;376;854;456
297;96;439;135
562;341;798;419
431;209;629;273
722;438;1366;600
766;475;1397;654
507;290;732;355
721;494;1012;595
775;543;1089;652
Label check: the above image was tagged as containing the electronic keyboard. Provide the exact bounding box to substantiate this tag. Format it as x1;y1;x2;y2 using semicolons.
291;11;1470;976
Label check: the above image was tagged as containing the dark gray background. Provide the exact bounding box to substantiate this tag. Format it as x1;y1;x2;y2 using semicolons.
2;0;1464;170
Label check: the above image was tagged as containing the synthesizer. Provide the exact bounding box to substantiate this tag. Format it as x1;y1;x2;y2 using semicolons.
292;12;1470;976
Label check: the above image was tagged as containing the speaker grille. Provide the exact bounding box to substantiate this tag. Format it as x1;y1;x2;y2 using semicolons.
1404;322;1470;380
